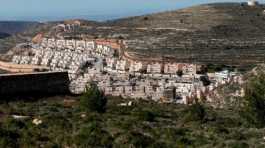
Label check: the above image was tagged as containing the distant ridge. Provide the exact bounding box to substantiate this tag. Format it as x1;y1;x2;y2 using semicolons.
0;32;10;39
0;21;40;35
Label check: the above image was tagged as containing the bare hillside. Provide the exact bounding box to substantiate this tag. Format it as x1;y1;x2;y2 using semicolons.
102;2;265;66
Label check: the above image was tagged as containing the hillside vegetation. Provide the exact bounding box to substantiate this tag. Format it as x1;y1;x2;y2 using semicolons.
1;96;265;148
4;90;265;148
1;69;265;148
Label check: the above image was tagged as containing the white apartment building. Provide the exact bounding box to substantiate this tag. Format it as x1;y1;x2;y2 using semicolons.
57;40;66;49
66;40;75;49
215;70;229;80
41;38;48;47
147;63;161;73
106;58;116;69
129;61;143;72
183;64;196;74
86;41;95;50
116;60;127;71
47;38;56;48
76;40;86;49
164;63;178;74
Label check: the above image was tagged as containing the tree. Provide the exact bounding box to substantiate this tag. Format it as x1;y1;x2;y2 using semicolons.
137;110;156;122
243;72;265;127
184;103;206;123
80;83;107;113
177;70;183;77
0;124;19;148
200;76;211;86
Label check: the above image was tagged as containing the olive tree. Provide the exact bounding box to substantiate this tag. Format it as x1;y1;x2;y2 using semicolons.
80;83;107;113
243;72;265;127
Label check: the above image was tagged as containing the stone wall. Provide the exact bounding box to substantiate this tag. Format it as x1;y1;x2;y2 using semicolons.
0;60;49;73
0;72;70;96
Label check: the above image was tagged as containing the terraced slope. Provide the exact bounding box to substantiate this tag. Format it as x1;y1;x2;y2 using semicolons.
91;3;265;66
109;3;265;31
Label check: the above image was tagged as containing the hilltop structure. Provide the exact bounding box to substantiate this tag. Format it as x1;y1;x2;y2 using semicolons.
248;0;259;6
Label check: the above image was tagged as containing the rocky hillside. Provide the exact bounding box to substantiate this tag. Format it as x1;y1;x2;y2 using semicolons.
112;3;265;66
0;21;48;53
70;2;265;67
109;2;265;31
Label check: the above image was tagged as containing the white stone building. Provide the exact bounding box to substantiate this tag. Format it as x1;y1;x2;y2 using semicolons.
164;63;178;74
116;60;127;71
147;63;161;73
129;61;143;72
106;58;116;69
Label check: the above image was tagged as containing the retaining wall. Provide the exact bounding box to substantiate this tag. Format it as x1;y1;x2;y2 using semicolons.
0;71;70;96
0;61;49;73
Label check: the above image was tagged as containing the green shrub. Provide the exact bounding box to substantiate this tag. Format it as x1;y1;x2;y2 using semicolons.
226;141;249;148
164;128;188;141
4;118;26;131
0;126;19;148
184;103;206;122
177;136;193;146
243;72;265;127
74;121;113;148
80;83;107;113
126;131;154;148
137;110;156;122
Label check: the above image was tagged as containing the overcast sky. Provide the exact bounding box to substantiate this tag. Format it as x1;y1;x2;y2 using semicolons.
0;0;263;21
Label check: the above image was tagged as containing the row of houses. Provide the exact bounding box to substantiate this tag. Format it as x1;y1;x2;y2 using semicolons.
105;58;197;74
10;37;244;104
41;38;117;55
42;38;198;75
